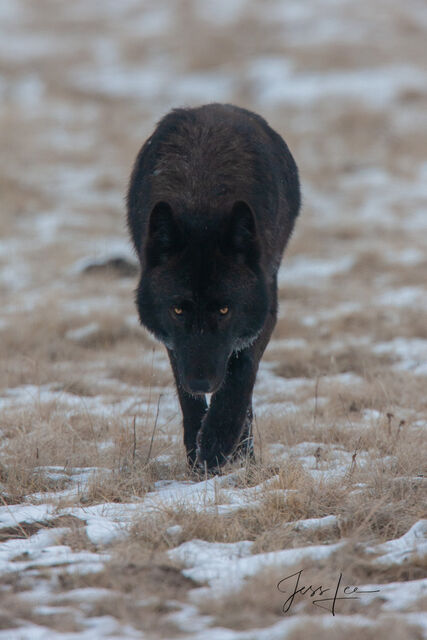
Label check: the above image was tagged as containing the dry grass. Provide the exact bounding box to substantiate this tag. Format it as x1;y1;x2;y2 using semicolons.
0;403;187;504
273;345;395;379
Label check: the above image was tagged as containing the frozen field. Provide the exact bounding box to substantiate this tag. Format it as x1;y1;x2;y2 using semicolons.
0;0;426;638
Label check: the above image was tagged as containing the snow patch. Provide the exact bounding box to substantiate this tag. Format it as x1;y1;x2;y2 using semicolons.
169;539;344;591
374;338;427;375
279;255;355;286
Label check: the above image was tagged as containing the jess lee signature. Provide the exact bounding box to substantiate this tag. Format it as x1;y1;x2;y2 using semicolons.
277;569;380;616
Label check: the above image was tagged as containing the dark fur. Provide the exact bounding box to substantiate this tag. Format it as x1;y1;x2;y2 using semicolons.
127;103;300;470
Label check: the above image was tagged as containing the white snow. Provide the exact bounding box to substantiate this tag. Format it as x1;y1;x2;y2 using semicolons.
367;520;427;567
384;248;425;266
0;503;55;530
357;578;427;612
251;64;427;109
373;338;427;375
66;323;100;342
169;539;344;591
378;287;427;309
0;527;108;576
286;515;339;533
279;255;355;286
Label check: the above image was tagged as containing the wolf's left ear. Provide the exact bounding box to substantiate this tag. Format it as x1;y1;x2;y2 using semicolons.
222;201;259;264
146;201;184;267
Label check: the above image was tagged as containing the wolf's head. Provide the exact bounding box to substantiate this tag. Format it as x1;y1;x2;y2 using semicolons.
136;200;269;395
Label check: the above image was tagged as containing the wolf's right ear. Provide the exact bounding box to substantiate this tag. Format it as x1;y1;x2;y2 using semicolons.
221;201;260;266
146;202;183;267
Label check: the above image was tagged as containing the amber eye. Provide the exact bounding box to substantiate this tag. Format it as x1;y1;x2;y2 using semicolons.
219;306;229;315
173;307;183;315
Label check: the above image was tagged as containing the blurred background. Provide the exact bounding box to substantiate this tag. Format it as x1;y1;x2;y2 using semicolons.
1;0;427;384
1;0;426;287
1;0;427;461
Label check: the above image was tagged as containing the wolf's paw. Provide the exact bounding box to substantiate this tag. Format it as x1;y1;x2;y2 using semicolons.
195;428;231;471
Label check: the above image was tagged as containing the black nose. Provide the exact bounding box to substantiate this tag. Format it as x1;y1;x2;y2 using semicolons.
187;378;212;393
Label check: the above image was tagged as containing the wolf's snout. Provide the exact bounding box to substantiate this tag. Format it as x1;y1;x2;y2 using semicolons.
186;377;213;394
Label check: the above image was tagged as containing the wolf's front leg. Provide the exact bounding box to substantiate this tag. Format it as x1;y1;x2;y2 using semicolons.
168;349;207;465
196;351;256;469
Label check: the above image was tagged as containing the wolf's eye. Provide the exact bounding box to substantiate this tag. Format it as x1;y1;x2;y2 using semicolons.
219;306;229;315
173;307;183;315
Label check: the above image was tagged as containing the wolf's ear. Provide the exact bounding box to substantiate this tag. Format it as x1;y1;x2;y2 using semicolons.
147;202;183;266
222;201;259;264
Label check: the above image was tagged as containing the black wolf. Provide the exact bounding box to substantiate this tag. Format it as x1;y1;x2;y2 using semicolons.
127;103;300;470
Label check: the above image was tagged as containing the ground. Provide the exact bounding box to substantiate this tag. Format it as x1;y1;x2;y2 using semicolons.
0;0;426;638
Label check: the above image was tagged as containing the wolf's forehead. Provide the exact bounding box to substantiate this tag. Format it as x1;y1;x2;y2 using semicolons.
170;277;230;302
171;288;229;303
